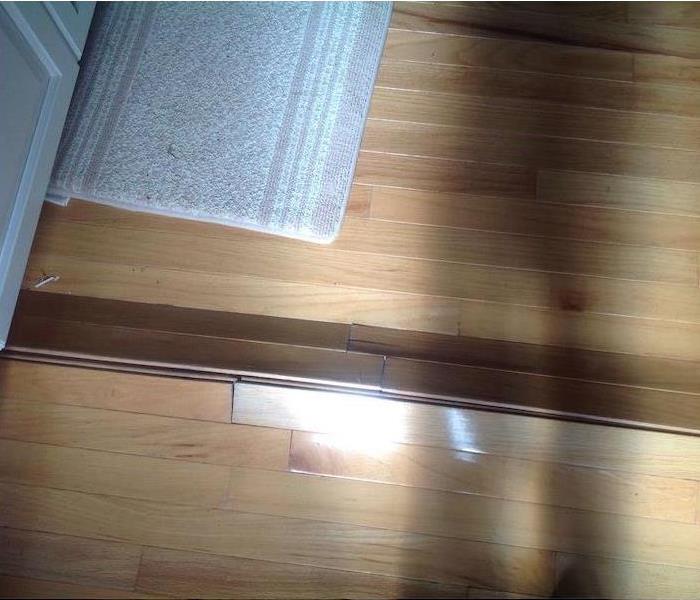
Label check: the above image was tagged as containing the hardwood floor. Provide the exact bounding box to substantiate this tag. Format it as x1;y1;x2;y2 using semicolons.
0;360;699;598
7;3;700;596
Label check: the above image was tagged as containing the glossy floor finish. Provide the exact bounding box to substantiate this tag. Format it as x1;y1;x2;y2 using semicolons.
0;360;698;598
21;2;700;422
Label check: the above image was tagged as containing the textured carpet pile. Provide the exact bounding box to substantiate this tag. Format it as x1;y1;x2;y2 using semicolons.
49;2;391;243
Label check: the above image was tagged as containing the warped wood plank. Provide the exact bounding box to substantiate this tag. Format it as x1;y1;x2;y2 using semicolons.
23;256;461;336
0;439;230;507
335;216;697;284
362;119;700;183
369;86;700;151
349;324;700;395
232;382;700;479
290;431;699;522
0;359;232;422
376;60;700;118
382;356;700;431
368;185;700;250
458;300;700;362
27;220;700;322
136;546;468;599
8;312;383;389
16;288;350;351
0;528;141;591
554;553;700;599
383;29;634;80
0;398;290;469
218;466;700;569
538;170;700;216
0;482;555;595
0;575;158;600
391;3;700;59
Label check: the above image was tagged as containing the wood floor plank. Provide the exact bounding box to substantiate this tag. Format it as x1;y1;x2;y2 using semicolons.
335;216;696;284
136;546;468;599
8;313;384;389
537;170;700;216
0;439;230;507
376;59;700;118
232;382;700;479
290;431;699;522
458;300;700;362
553;553;700;599
355;147;536;197
383;29;634;80
0;575;158;600
634;53;700;86
0;359;232;422
23;256;461;335
362;119;700;183
627;2;700;28
0;397;290;469
16;289;350;351
0;483;555;595
368;185;700;251
218;466;700;569
466;589;543;600
349;323;700;394
369;86;700;151
0;528;141;591
49;200;695;284
382;356;700;432
27;219;700;324
390;2;700;59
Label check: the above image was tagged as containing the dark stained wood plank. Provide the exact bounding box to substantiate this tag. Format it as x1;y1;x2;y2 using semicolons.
8;294;384;389
16;289;350;351
349;323;700;395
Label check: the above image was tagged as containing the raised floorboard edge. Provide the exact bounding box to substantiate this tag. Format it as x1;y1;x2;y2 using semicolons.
6;291;700;436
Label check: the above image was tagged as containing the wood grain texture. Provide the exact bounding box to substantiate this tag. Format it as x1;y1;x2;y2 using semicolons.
537;170;700;216
368;185;700;250
376;59;700;118
381;356;700;432
0;358;232;422
0;439;230;507
383;29;634;80
363;119;700;183
369;86;700;151
0;482;555;595
136;546;469;599
290;431;699;522
8;311;384;389
390;3;700;59
0;397;290;469
234;382;700;479
218;466;700;569
0;575;160;600
0;528;141;591
349;323;700;394
24;255;461;335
